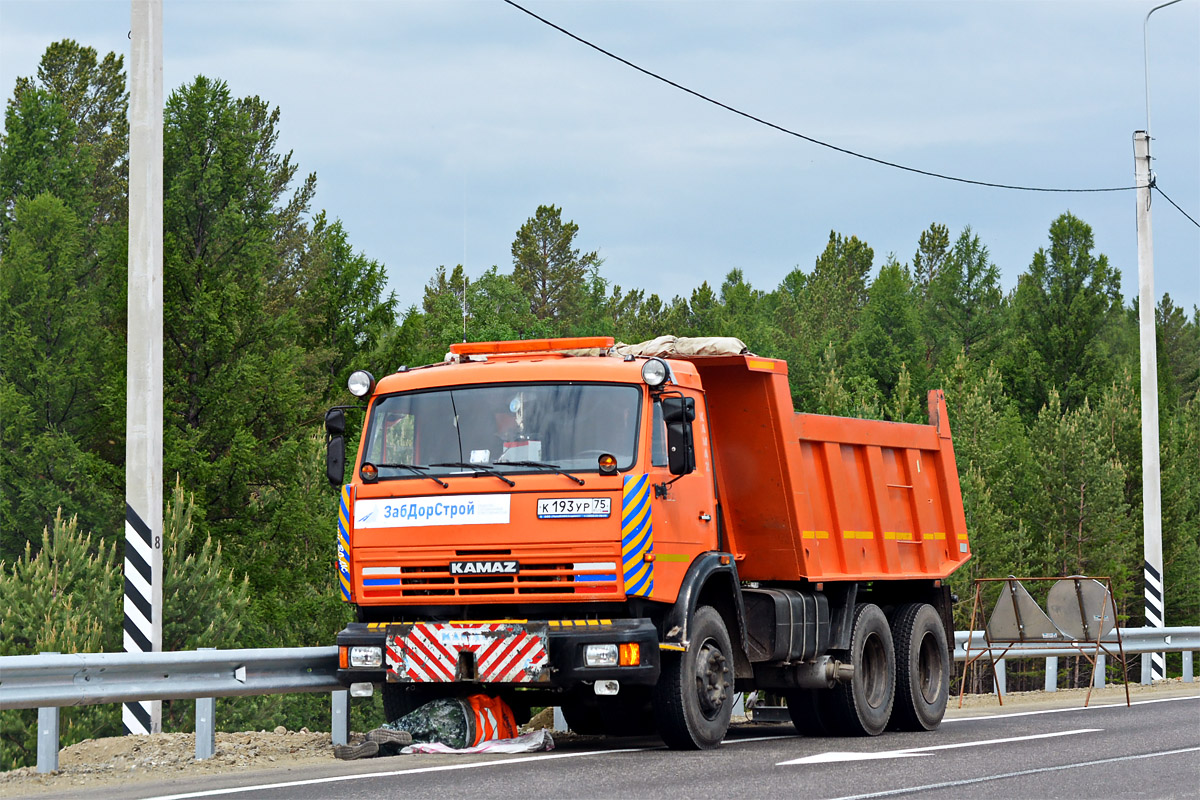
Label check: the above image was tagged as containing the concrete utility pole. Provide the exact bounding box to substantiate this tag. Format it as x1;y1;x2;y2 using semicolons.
1134;0;1181;685
1133;131;1164;683
125;0;163;734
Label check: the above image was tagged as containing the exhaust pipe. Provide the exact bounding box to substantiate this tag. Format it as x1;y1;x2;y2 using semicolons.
789;657;854;689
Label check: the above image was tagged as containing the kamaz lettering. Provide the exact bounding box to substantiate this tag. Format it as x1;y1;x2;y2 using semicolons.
449;560;519;575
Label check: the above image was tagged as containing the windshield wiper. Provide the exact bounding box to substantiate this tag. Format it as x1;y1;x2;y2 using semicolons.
429;462;517;487
374;463;450;488
497;460;585;486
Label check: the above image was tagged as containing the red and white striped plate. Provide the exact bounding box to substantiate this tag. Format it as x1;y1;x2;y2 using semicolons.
385;623;549;684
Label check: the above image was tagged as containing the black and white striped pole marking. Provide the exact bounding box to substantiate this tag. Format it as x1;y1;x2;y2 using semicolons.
123;505;158;734
1144;560;1166;680
125;0;164;735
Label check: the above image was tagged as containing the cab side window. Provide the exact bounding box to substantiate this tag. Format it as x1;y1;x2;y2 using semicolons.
651;400;668;467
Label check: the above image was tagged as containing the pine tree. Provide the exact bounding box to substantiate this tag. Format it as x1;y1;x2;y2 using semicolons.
0;511;121;769
1007;212;1122;417
511;204;601;325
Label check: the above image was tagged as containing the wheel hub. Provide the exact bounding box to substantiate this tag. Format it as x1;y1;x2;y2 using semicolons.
694;642;729;718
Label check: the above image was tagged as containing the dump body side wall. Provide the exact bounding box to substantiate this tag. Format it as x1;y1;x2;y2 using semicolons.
689;356;969;583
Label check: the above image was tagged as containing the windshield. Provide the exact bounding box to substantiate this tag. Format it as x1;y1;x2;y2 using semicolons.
361;382;642;479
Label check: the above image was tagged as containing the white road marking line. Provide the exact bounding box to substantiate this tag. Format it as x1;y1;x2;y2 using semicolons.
724;733;801;744
777;728;1100;765
819;746;1200;800
944;693;1199;723
140;746;652;800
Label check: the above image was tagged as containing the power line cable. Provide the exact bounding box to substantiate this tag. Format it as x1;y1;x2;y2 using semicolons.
1153;184;1200;228
502;0;1141;194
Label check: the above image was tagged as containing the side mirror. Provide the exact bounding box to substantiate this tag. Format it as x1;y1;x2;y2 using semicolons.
660;396;696;476
326;435;346;486
325;408;347;485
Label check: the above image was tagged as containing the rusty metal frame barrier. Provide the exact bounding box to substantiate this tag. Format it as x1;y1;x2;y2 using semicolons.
960;576;1130;708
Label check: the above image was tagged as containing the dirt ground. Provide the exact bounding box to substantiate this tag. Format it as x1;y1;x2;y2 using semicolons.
2;680;1195;797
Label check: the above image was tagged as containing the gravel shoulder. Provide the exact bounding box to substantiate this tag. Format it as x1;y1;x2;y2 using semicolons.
3;680;1195;798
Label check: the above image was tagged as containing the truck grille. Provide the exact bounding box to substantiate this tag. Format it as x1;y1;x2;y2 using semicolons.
360;547;622;602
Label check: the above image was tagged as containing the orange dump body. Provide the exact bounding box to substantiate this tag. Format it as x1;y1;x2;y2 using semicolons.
685;354;970;583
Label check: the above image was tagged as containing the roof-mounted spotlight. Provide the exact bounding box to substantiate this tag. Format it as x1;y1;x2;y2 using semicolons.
641;357;669;388
348;370;376;398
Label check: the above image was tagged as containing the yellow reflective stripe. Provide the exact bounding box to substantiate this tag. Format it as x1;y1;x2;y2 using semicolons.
801;530;830;539
659;643;686;652
842;530;874;539
883;532;914;541
747;359;775;370
654;553;690;562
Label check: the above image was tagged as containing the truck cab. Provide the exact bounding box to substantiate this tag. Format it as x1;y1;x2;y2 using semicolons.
329;336;968;749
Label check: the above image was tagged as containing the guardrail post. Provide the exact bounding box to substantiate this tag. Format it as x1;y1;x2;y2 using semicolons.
1093;654;1106;688
195;697;215;759
195;648;216;760
37;705;59;773
331;690;349;745
36;651;61;774
1141;652;1153;685
1044;656;1058;692
1184;651;1193;683
994;659;1006;695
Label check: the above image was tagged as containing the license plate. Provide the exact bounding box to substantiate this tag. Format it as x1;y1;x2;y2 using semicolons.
537;497;611;518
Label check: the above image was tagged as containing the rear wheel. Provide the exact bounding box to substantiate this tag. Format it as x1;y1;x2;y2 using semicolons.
784;688;831;736
889;603;949;731
824;603;894;736
653;605;734;750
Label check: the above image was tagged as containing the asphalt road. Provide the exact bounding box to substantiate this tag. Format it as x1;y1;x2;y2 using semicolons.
67;695;1200;800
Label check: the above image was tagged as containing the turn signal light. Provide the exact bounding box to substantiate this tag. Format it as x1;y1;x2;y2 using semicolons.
619;643;640;666
339;646;349;669
598;453;618;475
360;463;379;483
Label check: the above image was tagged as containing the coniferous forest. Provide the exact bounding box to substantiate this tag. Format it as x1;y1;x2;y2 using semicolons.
1;42;1196;767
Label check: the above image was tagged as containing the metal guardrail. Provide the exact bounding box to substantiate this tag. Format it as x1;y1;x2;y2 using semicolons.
0;647;346;773
2;628;1196;774
0;647;341;709
955;625;1198;695
953;626;1200;660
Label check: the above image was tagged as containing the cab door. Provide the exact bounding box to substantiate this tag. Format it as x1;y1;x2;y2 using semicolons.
641;388;718;603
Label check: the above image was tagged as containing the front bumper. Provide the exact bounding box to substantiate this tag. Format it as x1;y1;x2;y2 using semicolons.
337;618;661;690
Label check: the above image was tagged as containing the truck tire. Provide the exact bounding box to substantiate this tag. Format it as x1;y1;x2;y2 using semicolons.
382;684;442;723
784;688;831;736
889;603;949;731
653;605;734;750
824;602;894;736
563;693;656;737
560;701;605;735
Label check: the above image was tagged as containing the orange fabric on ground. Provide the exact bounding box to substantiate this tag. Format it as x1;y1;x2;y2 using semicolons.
465;694;518;745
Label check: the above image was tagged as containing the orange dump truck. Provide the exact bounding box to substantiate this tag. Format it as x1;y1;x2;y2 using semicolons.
326;336;970;749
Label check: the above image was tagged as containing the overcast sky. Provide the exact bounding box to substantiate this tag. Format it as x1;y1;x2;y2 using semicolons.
2;0;1197;316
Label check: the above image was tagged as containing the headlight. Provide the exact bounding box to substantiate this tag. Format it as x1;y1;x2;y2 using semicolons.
585;644;619;667
641;358;669;388
348;370;375;397
349;646;383;668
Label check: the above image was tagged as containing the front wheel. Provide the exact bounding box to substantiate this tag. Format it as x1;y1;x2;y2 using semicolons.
382;683;450;723
653;605;735;750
